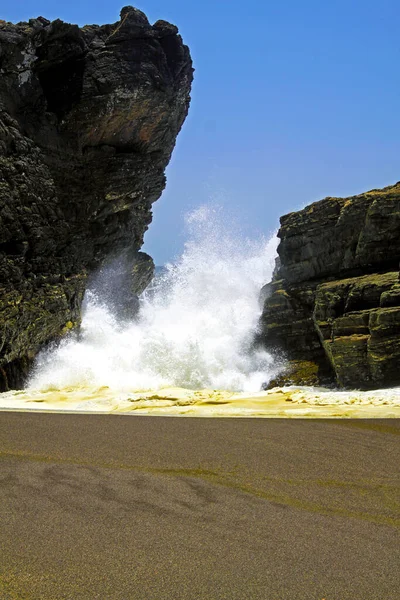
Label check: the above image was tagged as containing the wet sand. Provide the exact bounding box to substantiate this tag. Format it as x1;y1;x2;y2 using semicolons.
0;413;399;599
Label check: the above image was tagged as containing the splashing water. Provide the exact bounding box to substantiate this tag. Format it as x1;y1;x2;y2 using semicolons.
28;206;280;394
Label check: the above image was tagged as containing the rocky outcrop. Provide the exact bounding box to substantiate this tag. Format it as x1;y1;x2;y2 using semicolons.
86;249;155;321
260;182;400;389
0;7;192;390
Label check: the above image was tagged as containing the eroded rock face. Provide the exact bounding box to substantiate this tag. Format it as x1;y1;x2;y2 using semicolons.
0;7;193;390
260;183;400;389
86;250;155;321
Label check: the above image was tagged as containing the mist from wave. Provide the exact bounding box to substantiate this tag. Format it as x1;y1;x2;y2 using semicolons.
28;206;280;393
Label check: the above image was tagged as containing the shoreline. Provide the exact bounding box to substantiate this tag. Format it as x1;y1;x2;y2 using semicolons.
0;407;399;418
0;384;399;418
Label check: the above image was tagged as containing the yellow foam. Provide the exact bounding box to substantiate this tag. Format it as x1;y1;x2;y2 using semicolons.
0;385;399;418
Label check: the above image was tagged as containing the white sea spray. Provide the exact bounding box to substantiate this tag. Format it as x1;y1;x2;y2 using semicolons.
28;205;280;393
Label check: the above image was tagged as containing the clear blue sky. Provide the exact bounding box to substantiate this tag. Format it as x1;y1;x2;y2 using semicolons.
2;1;400;263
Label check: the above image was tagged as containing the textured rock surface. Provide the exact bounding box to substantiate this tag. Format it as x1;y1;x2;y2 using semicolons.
86;249;155;321
0;7;192;390
260;183;400;389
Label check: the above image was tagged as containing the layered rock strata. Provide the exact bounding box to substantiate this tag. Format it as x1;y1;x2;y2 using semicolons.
0;7;192;390
260;183;400;389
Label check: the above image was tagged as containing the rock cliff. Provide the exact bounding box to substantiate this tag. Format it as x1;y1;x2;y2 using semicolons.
0;6;192;390
260;182;400;389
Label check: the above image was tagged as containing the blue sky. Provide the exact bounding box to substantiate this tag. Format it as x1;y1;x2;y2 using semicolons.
2;1;400;263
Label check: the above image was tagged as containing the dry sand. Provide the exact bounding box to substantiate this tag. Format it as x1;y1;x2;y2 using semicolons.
0;412;399;599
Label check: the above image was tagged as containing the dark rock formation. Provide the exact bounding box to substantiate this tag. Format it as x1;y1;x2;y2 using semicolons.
260;182;400;389
0;7;192;390
86;249;155;321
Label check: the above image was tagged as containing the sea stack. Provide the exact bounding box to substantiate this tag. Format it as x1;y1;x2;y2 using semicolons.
260;182;400;389
0;7;193;390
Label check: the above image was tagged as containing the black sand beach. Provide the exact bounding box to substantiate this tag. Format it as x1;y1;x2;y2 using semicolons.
0;413;399;599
